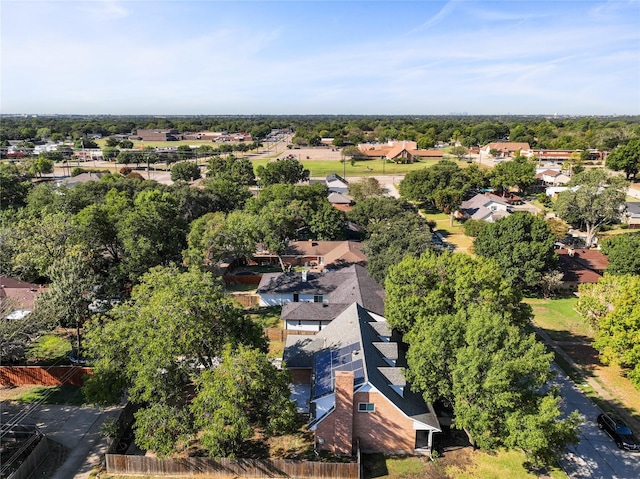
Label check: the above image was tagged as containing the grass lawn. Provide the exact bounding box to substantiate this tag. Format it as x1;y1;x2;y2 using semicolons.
525;297;592;342
14;385;85;406
247;306;282;329
26;331;72;365
251;157;456;178
422;212;474;254
363;449;566;479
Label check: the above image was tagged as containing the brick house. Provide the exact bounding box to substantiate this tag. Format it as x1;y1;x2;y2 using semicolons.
253;241;367;271
284;303;440;455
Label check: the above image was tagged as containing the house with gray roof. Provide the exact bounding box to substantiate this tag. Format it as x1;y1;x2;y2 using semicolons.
625;202;640;229
458;193;512;222
257;265;385;329
284;303;440;455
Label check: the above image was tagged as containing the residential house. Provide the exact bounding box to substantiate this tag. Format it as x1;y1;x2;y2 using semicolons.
535;169;571;186
257;264;385;318
284;303;441;455
557;248;609;291
326;174;349;194
482;142;531;158
0;276;45;320
624;202;640;229
328;192;354;212
253;240;367;271
281;302;351;332
56;172;104;188
458;193;512;222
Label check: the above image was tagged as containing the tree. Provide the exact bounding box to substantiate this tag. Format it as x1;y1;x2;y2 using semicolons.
490;156;536;194
255;157;309;186
473;212;558;294
463;218;486;237
32;251;99;356
83;266;267;455
74;138;99;149
191;346;298;457
576;274;640;389
206;155;255;185
385;252;580;465
118;139;134;149
606;138;640;180
0;163;32;209
348;177;384;201
102;146;120;161
600;232;640;275
171;162;201;182
449;145;469;161
117;150;143;165
555;169;628;247
362;212;434;284
105;137;120;147
26;157;54;178
346;197;416;233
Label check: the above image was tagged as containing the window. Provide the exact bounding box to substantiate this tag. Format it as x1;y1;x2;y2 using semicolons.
313;295;323;303
358;403;375;412
293;293;299;302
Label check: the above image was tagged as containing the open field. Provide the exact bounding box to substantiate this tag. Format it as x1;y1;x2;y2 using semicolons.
525;297;592;342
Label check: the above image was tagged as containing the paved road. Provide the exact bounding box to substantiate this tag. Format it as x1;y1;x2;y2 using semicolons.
552;366;640;478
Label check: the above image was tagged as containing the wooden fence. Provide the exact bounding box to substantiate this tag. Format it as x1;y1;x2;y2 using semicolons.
264;328;316;342
106;455;360;479
0;366;92;387
5;431;48;479
232;293;260;308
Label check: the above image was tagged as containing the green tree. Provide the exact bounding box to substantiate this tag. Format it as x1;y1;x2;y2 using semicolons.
105;137;120;147
171;162;201;182
74;138;99;149
555;169;628;247
490;156;536;194
206;155;255;185
118;139;134;149
362;212;434;284
26;157;54;178
577;274;640;389
449;145;469;161
83;266;267;455
0;163;32;209
256;157;309;186
191;346;298;457
385;252;579;465
606;138;640;180
346;197;417;233
473;212;558;294
348;177;384;201
600;232;640;275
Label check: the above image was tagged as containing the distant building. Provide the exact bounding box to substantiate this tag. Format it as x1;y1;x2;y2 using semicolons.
134;129;182;141
358;141;443;163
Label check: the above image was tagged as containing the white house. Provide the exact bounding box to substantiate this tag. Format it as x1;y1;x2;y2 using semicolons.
458;193;512;222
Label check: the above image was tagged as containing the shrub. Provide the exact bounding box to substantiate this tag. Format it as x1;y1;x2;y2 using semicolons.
463;219;486;237
71;167;85;177
119;166;133;175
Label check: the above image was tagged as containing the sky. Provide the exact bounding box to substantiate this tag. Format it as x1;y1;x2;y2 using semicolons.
1;0;639;115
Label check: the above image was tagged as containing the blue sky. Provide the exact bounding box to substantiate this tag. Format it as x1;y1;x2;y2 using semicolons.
2;0;639;115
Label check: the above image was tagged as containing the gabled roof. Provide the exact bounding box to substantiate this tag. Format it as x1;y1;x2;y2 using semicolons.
281;302;350;322
327;192;353;204
284;303;440;430
278;241;367;268
626;202;640;216
485;142;531;152
326;173;348;185
257;264;385;315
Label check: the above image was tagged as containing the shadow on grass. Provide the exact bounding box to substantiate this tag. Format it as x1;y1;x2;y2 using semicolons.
15;385;85;406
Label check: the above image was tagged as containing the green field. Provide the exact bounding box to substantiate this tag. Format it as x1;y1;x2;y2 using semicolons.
525;297;592;342
251;157;448;178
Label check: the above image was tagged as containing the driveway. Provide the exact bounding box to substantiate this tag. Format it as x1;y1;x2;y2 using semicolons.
551;366;640;478
1;402;121;479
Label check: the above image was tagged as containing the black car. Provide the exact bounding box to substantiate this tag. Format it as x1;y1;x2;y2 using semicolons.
597;413;640;451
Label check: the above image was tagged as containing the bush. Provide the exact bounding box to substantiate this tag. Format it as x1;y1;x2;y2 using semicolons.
119;166;133;175
71;167;85;177
463;219;486;237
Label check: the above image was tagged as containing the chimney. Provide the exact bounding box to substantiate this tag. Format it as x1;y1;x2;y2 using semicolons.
301;270;308;282
333;371;354;455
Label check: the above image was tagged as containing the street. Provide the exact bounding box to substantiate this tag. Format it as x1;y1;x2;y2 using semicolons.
552;365;640;478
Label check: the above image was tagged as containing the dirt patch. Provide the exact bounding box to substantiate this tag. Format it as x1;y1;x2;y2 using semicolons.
0;385;39;401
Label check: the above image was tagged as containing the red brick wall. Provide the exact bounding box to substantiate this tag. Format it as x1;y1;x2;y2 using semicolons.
352;391;416;453
334;372;354;455
316;389;417;455
0;366;92;387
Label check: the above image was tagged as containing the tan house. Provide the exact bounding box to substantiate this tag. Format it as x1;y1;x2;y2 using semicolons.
358;141;443;163
284;303;440;455
253;240;367;270
482;142;531;158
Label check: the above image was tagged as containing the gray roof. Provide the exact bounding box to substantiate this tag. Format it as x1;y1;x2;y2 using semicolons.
327;192;353;204
284;303;440;431
257;265;385;316
626;202;640;216
281;302;350;322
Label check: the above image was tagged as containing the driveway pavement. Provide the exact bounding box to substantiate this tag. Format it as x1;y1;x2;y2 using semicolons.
1;402;122;479
551;366;640;478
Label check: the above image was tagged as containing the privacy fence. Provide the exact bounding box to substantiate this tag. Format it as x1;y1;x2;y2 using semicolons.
0;366;92;387
105;455;360;479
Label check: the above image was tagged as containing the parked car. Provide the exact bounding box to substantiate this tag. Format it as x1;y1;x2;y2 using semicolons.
597;413;640;451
